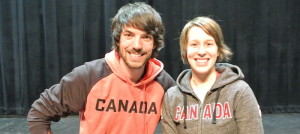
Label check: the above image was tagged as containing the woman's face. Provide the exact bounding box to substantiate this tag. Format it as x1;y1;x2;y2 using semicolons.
186;26;219;75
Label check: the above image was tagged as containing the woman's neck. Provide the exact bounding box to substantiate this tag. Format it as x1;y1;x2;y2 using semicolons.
190;69;218;89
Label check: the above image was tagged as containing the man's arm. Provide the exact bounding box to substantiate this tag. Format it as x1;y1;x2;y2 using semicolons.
27;64;92;134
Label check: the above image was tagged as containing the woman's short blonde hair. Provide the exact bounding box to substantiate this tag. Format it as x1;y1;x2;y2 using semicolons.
179;16;233;64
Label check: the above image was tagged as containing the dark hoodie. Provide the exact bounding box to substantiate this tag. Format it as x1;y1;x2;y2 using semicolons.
27;50;176;134
162;63;264;134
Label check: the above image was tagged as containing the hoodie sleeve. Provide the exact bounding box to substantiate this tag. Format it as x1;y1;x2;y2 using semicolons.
162;90;178;134
27;63;95;134
235;85;264;134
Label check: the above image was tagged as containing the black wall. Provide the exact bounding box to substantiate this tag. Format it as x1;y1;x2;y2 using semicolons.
0;0;299;115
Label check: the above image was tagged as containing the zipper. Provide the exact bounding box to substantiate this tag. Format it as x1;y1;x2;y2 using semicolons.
199;91;213;134
199;104;203;134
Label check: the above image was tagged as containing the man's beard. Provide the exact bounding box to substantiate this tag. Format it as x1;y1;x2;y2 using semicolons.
118;49;151;69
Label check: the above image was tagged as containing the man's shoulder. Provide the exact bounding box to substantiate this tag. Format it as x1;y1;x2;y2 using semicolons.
155;70;176;91
71;58;112;80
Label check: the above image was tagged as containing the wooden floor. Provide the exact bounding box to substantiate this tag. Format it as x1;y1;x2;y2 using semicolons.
0;113;300;134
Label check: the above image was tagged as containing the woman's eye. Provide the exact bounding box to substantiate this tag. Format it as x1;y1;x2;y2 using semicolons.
191;43;197;46
206;42;215;47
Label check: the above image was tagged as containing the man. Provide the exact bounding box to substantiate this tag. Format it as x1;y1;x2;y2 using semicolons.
27;2;175;134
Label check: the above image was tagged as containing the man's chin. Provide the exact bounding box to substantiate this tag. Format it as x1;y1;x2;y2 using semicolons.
123;56;151;70
127;64;145;69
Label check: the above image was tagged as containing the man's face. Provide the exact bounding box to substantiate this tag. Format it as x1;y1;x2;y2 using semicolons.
118;26;155;69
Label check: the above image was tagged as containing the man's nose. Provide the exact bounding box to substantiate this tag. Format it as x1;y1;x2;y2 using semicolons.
133;37;142;49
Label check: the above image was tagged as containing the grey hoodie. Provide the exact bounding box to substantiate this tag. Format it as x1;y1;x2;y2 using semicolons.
162;63;264;134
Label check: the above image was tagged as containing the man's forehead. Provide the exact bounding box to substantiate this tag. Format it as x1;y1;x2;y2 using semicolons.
122;26;148;34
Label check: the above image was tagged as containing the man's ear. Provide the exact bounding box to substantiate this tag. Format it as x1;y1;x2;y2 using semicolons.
153;44;157;50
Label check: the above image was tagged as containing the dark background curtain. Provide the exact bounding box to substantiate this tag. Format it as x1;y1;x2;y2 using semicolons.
0;0;299;115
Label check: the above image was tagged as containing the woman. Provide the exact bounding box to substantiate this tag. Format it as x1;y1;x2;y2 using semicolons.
162;16;264;134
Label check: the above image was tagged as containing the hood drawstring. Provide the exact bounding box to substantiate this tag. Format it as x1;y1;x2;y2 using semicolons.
212;88;221;124
183;93;187;129
182;86;222;127
182;89;221;127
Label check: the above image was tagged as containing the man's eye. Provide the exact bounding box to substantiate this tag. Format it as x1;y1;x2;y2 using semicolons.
143;35;152;39
124;34;131;37
142;35;153;41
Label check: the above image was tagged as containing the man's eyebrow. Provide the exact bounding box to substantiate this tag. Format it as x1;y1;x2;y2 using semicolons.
122;29;132;33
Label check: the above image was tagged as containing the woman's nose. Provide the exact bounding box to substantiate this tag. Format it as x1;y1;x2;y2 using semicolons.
197;44;206;54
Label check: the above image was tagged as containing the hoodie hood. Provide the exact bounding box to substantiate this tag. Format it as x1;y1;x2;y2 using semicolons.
104;50;164;86
176;63;244;93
